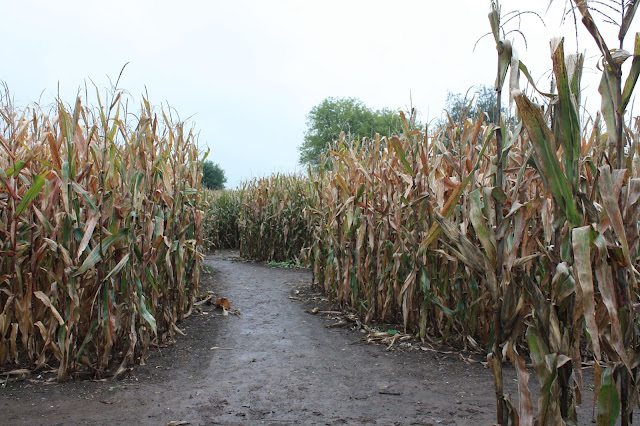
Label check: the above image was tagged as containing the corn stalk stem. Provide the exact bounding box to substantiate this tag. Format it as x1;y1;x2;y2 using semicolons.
494;57;507;426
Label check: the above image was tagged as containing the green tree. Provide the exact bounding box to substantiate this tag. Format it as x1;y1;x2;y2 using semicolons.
202;161;227;190
444;84;501;125
298;97;405;169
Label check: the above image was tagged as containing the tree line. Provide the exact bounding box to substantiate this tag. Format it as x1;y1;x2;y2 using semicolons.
298;85;502;169
204;85;501;186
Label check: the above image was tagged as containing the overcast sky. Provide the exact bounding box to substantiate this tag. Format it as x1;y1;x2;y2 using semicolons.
1;1;637;188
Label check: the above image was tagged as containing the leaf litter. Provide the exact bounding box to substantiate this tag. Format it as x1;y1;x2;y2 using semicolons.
290;286;486;360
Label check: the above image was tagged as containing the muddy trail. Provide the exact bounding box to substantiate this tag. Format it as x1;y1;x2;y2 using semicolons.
2;251;604;425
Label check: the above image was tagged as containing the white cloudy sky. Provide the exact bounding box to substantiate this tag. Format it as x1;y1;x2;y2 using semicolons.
1;1;637;187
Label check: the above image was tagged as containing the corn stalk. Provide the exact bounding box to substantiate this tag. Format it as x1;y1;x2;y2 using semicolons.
202;188;241;251
0;87;204;379
238;174;310;264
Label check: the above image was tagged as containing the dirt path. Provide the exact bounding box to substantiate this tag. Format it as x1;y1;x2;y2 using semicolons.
1;251;602;425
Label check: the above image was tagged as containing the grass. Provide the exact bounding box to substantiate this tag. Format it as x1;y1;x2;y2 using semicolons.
267;260;300;268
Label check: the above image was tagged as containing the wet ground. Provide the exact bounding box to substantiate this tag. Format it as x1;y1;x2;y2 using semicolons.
1;251;606;425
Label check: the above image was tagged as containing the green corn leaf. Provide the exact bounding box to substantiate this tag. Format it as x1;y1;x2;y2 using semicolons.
15;173;46;217
139;295;157;335
388;136;414;177
58;103;76;179
5;160;25;177
597;366;620;426
513;90;581;227
57;325;67;356
104;254;130;281
355;183;365;202
518;60;554;98
76;319;98;360
33;157;57;171
468;189;496;265
620;33;640;113
525;276;563;353
107;103;121;144
539;355;564;425
74;228;128;276
428;294;456;317
567;53;584;105
71;182;98;211
526;326;554;415
551;38;581;187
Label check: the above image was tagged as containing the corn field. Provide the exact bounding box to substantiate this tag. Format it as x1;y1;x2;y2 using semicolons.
219;1;640;423
202;188;241;252
238;174;310;264
232;99;640;425
0;88;204;380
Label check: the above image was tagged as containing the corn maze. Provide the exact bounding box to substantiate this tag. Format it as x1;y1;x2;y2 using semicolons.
0;90;204;380
206;1;640;424
2;0;640;424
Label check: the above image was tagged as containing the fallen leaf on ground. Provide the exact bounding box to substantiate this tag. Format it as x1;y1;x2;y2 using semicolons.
194;295;213;306
172;324;186;336
215;297;231;309
5;369;31;376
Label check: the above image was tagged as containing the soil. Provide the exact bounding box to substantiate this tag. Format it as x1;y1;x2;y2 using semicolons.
0;251;606;425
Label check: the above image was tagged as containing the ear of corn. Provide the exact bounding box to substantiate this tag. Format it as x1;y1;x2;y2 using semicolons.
0;87;203;380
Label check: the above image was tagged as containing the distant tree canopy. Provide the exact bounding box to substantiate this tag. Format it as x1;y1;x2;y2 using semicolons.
444;85;502;125
202;161;227;190
298;97;406;170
